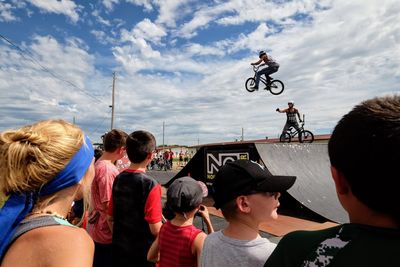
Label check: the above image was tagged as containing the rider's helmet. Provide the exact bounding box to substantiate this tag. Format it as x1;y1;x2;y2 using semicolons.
288;100;294;105
259;50;266;58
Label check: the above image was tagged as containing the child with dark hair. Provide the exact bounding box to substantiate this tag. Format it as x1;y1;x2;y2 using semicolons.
147;177;214;267
265;95;400;267
110;130;162;267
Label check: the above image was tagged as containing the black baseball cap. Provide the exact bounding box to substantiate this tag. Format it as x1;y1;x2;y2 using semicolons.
213;160;296;209
167;176;203;212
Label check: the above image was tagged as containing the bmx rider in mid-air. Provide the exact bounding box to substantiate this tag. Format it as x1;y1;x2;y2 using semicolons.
276;101;302;135
250;50;280;90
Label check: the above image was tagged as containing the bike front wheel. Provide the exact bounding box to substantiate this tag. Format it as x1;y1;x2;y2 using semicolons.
280;132;291;143
299;130;314;143
269;80;284;95
245;78;256;92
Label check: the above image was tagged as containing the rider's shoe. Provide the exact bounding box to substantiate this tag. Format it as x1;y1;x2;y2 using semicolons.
250;86;258;90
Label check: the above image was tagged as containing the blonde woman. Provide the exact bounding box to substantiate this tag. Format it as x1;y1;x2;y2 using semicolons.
0;119;95;266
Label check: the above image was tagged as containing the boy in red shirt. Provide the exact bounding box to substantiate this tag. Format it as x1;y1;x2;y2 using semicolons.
147;177;214;267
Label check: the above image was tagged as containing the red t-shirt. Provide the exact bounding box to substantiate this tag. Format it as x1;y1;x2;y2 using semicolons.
89;160;118;244
108;170;162;224
158;221;202;267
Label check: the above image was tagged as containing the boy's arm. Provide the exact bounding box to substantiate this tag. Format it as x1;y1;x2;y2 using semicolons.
192;232;207;267
144;183;163;236
107;196;114;233
149;221;162;236
147;235;160;263
197;206;214;234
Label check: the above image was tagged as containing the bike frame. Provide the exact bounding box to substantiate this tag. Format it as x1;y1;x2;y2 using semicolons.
285;114;306;138
252;66;272;86
286;123;305;138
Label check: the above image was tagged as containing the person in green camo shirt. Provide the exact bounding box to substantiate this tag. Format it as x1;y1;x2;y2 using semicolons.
264;95;400;267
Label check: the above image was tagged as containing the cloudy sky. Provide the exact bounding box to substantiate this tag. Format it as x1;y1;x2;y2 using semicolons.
0;0;399;146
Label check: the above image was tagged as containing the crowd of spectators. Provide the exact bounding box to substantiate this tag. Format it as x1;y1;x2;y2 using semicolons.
1;95;399;267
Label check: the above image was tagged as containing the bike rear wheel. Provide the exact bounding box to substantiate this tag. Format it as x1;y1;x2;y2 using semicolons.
280;132;291;143
245;78;256;92
269;80;284;95
299;130;314;143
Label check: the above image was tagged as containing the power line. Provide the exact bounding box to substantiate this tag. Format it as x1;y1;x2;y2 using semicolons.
89;109;113;138
0;33;109;105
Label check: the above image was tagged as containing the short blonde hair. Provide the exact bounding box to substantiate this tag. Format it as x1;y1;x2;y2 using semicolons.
0;119;85;194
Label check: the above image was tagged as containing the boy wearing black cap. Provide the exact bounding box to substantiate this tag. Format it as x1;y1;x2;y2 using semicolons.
200;160;296;267
148;177;214;267
265;96;400;267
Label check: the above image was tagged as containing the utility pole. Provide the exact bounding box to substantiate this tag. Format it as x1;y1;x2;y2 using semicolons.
110;72;116;130
162;121;165;150
241;127;244;141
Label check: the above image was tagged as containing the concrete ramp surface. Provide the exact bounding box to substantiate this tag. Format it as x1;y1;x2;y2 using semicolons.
256;143;348;223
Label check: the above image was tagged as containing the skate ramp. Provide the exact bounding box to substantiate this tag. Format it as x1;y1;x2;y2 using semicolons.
255;143;348;223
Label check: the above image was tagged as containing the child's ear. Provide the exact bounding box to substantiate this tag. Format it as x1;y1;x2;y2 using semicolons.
331;166;349;195
236;196;251;213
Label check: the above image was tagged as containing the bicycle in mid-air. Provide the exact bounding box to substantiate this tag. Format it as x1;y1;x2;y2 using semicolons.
279;115;314;143
245;65;284;95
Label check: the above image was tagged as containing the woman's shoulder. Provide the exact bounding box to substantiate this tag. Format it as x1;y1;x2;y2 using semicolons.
37;225;93;251
5;225;94;266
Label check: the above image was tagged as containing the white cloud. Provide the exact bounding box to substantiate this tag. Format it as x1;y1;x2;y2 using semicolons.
175;0;327;39
220;23;274;54
0;2;18;21
91;30;118;45
102;0;120;11
175;1;236;38
216;0;320;25
131;18;167;44
27;0;80;23
0;35;110;138
154;0;190;27
114;18;168;72
126;0;153;11
184;43;223;56
92;9;111;26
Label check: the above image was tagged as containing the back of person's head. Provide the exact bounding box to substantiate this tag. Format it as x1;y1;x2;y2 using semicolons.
328;95;400;218
103;129;128;152
126;130;156;163
166;176;203;214
94;148;103;162
213;160;295;221
0;119;86;194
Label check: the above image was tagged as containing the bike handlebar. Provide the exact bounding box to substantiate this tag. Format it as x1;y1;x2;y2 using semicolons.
252;65;259;72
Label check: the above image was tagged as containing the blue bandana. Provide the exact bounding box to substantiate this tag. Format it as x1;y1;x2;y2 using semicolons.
0;135;94;259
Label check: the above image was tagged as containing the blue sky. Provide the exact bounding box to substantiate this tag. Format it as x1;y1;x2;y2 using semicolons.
0;0;399;145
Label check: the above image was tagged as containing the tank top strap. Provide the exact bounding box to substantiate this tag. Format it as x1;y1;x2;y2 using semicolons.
11;215;77;244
